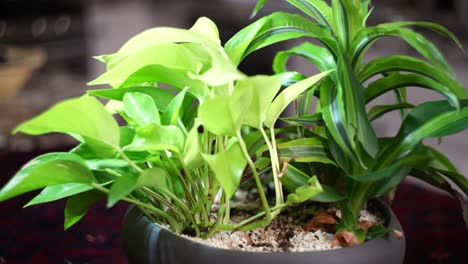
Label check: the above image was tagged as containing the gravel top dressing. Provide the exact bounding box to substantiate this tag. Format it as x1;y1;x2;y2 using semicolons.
182;205;383;252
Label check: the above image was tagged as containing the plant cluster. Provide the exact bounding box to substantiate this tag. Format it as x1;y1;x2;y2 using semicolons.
1;0;467;246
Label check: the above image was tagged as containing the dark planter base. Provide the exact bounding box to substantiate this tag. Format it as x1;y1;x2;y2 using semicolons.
122;200;405;264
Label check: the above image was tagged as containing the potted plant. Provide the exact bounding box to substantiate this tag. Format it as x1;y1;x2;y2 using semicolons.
0;1;467;264
237;0;468;250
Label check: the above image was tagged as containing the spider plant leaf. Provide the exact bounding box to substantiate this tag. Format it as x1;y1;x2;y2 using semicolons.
202;140;247;199
334;52;379;161
274;71;307;86
358;55;468;103
277;138;336;165
352;27;453;73
378;21;464;52
320;78;357;169
225;11;334;65
273;42;335;74
64;190;103;230
365;73;462;108
88;86;175;112
368;103;415;122
251;0;269;18
13;95;120;149
410;168;459;195
0;153;93;202
265;70;333;128
432;169;468;196
331;0;349;50
377;100;468;168
281;112;324;127
124;92;160;126
286;0;333;27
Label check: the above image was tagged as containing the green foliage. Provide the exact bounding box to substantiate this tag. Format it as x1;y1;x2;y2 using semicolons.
2;1;467;244
238;0;468;237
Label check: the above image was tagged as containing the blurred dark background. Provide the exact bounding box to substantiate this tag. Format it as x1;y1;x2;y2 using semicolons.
0;0;467;263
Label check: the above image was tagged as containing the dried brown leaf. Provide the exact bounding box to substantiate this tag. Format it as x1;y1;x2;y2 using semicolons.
357;220;377;232
331;231;360;248
304;211;337;232
393;229;404;240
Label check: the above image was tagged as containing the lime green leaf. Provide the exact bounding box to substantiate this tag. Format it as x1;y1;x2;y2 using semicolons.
199;90;251;136
189;17;220;44
125;124;185;153
13;95;120;148
286;176;323;205
202;140;247;199
64;190;103;229
84;159;129;170
265;70;332;128
0;153;92;202
310;185;346;203
88;86;175;112
124;92;160;126
161;88;188;126
235;75;282;129
25;183;94;207
100;21;218;69
281;164;344;202
190;44;245;87
138;167;170;191
88;43;205;86
184;119;203;169
108;173;138;207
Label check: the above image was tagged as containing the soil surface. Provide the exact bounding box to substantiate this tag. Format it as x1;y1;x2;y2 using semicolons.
183;204;383;252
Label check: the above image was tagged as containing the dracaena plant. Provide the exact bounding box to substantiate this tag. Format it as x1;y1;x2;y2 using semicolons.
0;17;330;237
222;0;468;243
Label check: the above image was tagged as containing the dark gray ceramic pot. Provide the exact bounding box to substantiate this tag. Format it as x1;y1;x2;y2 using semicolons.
122;200;405;264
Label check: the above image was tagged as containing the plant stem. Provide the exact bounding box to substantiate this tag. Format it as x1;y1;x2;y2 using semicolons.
236;130;272;227
219;204;286;231
115;148;143;173
91;183;181;232
260;126;284;209
162;151;197;209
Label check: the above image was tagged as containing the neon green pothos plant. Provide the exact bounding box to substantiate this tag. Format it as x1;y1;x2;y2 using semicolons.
0;16;330;238
230;0;468;243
